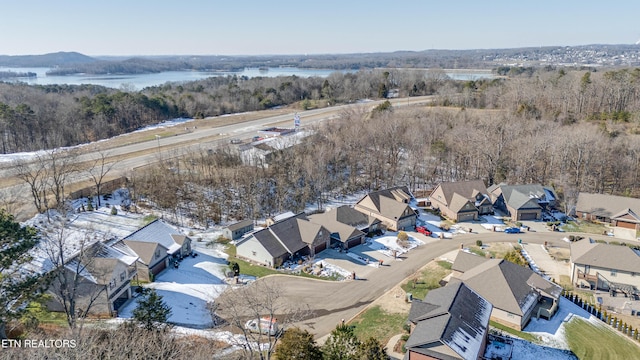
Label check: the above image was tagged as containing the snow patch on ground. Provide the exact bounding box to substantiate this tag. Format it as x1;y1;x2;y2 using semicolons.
367;233;423;258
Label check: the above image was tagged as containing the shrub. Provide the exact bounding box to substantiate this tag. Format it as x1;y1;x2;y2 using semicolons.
476;240;483;247
110;206;118;215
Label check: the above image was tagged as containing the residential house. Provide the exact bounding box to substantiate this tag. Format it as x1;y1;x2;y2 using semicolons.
47;243;138;316
223;219;254;240
236;213;331;268
488;183;557;221
450;251;562;330
353;186;417;231
265;211;296;226
430;180;492;222
405;281;492;360
575;192;640;240
570;238;640;298
110;219;192;281
308;205;380;249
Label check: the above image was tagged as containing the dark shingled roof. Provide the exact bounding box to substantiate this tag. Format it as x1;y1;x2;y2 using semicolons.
406;281;492;360
248;228;289;258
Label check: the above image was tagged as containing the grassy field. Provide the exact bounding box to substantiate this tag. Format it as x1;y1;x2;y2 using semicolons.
564;317;640;359
561;220;607;235
401;261;451;300
350;305;407;344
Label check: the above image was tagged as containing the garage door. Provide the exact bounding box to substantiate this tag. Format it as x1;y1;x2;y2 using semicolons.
458;212;476;222
347;236;363;249
151;260;166;276
519;212;538;220
314;242;327;254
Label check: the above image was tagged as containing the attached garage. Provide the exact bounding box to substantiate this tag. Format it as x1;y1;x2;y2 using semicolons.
518;212;539;220
346;236;364;249
150;259;167;277
457;212;476;222
314;242;327;254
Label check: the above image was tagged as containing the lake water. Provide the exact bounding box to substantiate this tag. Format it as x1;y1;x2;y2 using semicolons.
0;67;493;90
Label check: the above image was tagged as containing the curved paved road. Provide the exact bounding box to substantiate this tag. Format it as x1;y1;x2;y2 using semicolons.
269;231;585;338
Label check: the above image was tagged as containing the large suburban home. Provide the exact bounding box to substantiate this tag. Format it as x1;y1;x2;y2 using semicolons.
223;219;254;240
353;186;417;231
236;213;331;268
430;180;492;222
488;183;557;221
575;192;640;240
308;205;378;249
570;238;640;298
47;243;139;317
109;219;192;281
405;281;492;360
450;251;562;330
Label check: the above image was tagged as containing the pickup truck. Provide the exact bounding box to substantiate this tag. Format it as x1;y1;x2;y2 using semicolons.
416;226;432;236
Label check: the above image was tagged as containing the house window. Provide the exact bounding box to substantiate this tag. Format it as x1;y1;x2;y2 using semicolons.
252;251;257;256
120;271;126;281
155;250;161;258
109;279;116;290
611;270;617;277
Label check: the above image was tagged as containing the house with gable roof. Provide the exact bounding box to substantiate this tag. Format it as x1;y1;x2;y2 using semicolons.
223;219;254;240
430;180;492;222
308;205;380;249
353;186;417;231
47;242;139;316
570;238;640;298
235;213;331;268
405;281;492;360
488;183;557;221
110;219;192;281
449;250;562;330
575;192;640;240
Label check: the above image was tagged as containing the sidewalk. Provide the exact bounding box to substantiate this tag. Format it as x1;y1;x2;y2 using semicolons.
386;334;405;360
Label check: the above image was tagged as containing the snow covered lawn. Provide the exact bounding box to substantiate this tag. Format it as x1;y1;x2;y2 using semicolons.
367;233;424;258
118;248;229;328
416;211;453;239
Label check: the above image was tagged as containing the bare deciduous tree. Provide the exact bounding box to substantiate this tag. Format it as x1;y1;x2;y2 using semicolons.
212;278;314;360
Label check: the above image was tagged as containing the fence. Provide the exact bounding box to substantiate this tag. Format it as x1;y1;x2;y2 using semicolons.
563;290;640;342
68;176;128;200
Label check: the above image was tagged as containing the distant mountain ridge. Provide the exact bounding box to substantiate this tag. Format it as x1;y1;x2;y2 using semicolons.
0;52;97;67
2;44;640;72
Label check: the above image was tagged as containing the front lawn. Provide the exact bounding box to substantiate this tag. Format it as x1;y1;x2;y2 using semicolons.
350;305;406;344
564;317;640;359
401;261;451;300
561;220;607;235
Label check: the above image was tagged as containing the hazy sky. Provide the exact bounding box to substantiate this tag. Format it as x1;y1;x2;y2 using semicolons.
2;0;639;56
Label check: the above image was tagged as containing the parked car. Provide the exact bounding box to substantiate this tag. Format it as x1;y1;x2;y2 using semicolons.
229;138;242;144
504;227;521;234
416;226;432;236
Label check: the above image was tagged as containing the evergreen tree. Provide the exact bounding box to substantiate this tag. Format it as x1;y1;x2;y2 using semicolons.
322;323;360;360
132;288;171;331
0;209;43;338
274;327;322;360
356;337;388;360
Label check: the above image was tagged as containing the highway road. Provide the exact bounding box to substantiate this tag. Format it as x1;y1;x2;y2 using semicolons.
0;96;433;219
